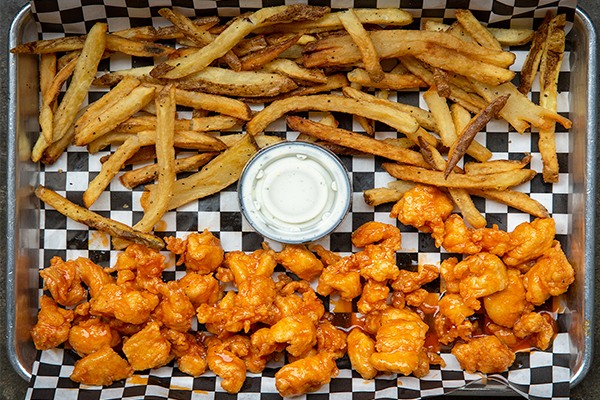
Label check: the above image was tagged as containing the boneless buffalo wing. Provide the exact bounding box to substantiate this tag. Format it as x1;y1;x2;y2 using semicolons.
32;210;574;396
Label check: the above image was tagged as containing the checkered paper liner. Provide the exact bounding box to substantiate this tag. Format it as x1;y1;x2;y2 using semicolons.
25;0;577;399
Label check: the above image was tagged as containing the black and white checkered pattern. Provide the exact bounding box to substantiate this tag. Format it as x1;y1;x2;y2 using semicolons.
27;0;576;399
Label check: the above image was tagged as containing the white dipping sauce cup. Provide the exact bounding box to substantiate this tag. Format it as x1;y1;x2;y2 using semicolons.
238;141;351;244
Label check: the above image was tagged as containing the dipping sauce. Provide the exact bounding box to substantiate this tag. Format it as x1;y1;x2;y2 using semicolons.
238;141;351;244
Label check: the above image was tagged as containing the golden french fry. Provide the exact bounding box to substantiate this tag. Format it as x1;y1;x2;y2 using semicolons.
87;132;134;153
433;68;451;98
339;9;384;82
488;27;534;46
363;188;404;206
445;94;510;178
467;188;550;219
243;73;349;103
449;103;492;162
143;134;259;211
112;25;159;41
469;79;571;133
423;87;457;148
173;87;252;120
34;185;164;250
150;5;329;79
151;16;221;40
105;34;175;57
83;131;155;208
233;35;268;56
240;32;302;70
109;115;191;134
247;94;418;136
255;8;413;34
131;85;177;236
53;23;107;145
286;115;429;168
74;85;155;146
519;11;553;95
41;106;90;165
120;153;217;189
387;179;418;193
10;35;86;54
455;9;502;51
347;68;427;90
383;163;536;191
190;116;241;132
538;14;566;183
259;59;327;84
74;76;141;137
40;53;57;97
464;156;533;175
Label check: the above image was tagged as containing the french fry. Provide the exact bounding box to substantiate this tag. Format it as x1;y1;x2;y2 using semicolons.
469;79;571;133
347;68;427;90
449;103;492;162
158;8;241;71
34;185;164;250
255;8;413;34
150;16;221;40
119;153;218;189
233;35;268;56
87;132;134;153
342;86;438;133
464;156;533;175
190;116;241;132
243;73;349;103
109;115;191;134
41;106;90;165
383;163;536;191
445;94;510;178
74;76;141;137
339;9;384;82
467;188;550;219
10;35;86;54
240;32;302;70
286;115;429;168
518;11;553;95
83;131;155;208
52;23;107;145
74;85;156;146
172;88;253;120
538;14;566;183
259;59;327;84
422;87;457;147
130;85;177;237
40;53;57;97
387;180;418;193
349;82;375;136
297;113;338;141
487;28;534;46
455;9;502;51
143;134;259;211
363;188;404;206
150;5;330;79
247;94;418;136
105;34;175;57
432;68;451;98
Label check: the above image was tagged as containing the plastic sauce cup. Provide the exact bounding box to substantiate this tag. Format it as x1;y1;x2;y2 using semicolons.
238;141;351;244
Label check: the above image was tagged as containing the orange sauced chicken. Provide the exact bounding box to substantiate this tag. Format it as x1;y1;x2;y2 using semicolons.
31;214;574;395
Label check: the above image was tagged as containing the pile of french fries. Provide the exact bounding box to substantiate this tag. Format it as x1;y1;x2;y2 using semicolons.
11;5;569;244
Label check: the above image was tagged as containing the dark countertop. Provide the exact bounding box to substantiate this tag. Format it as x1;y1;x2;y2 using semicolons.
1;1;599;399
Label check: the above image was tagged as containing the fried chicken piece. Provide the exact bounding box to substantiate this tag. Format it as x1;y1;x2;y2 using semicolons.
451;335;516;374
317;257;362;300
107;318;145;336
513;312;556;350
472;224;514;256
165;329;208;377
440;257;460;293
392;264;439;293
224;247;277;286
434;313;475;345
483;268;534;328
275;352;338;397
68;317;120;356
223;334;271;373
351;221;402;251
357;280;390;315
405;288;428;307
442;215;482;254
390;290;405;309
40;257;86;307
503;218;556;267
316;320;347;359
370;307;429;376
75;257;115;298
487;323;519;347
275;244;324;281
309;244;342;266
438;293;475;326
178;272;222;308
354;243;400;282
347;329;377;380
215;266;235;283
270;280;325;324
122;321;172;371
89;283;159;325
152;280;196;332
111;244;168;293
390;185;454;247
251;328;287;359
454;252;508;310
165;230;224;274
207;338;247;393
70;345;133;386
197;275;276;336
267;315;318;357
523;241;575;305
30;295;74;350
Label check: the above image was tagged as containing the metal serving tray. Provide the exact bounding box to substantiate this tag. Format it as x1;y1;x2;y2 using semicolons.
6;3;597;395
